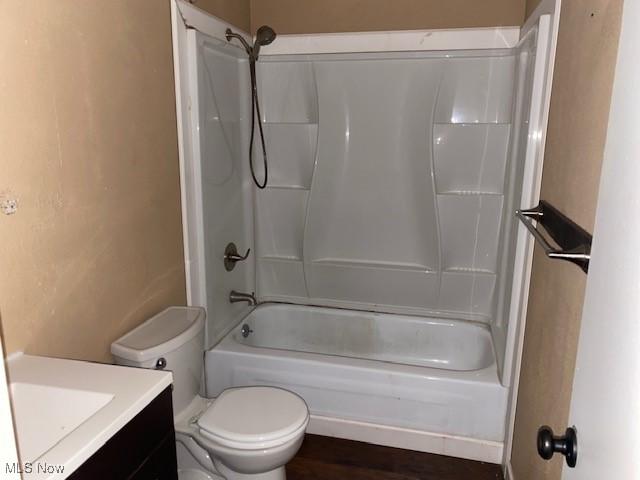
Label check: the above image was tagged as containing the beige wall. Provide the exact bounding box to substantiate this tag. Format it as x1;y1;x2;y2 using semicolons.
511;1;623;478
192;0;529;34
185;0;528;34
191;0;251;32
0;1;186;363
525;0;542;19
250;0;525;34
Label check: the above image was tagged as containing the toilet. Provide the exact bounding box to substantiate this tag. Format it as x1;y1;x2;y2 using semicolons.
111;307;309;480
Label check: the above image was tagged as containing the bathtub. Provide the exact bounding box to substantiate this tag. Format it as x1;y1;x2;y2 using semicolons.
205;303;507;463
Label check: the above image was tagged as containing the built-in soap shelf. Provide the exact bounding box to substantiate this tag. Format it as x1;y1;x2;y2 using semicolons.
256;188;308;260
263;121;318;126
263;185;310;191
437;193;503;273
432;119;508;275
439;270;496;317
433;122;510;196
310;258;435;272
445;267;497;274
437;191;504;196
261;255;303;262
257;60;318;125
434;122;513;126
258;256;308;298
254;65;318;298
256;122;318;190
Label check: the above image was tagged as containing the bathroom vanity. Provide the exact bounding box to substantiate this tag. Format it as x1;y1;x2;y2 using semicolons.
7;354;176;479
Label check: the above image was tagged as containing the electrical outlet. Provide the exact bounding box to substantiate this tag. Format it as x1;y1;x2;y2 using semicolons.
0;193;18;215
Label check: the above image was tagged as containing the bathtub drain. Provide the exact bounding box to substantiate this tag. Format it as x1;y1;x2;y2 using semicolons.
241;324;254;338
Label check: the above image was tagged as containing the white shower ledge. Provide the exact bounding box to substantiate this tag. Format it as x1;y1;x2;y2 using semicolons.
6;353;172;480
259;27;521;56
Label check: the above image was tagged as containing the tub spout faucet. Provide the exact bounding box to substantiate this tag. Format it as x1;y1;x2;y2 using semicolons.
229;290;257;306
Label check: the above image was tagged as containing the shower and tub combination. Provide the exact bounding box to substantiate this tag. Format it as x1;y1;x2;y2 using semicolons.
172;0;558;466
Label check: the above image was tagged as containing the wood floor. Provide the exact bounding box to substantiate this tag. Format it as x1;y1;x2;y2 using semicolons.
287;435;503;480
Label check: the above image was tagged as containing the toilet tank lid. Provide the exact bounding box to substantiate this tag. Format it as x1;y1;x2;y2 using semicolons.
111;306;205;363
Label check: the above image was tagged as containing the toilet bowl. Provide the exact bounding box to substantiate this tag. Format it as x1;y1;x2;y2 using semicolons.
111;307;308;480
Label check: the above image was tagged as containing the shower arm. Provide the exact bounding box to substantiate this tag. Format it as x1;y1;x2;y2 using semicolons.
225;29;254;58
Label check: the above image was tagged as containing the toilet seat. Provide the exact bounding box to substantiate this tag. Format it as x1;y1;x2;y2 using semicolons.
197;387;309;450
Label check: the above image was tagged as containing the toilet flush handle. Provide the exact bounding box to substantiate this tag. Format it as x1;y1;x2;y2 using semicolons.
155;357;167;370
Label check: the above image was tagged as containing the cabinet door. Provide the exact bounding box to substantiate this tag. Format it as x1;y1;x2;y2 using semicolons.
130;434;179;480
69;387;177;480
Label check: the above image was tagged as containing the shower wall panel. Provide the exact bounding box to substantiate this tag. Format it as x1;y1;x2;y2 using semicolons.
194;35;255;344
304;59;441;309
492;27;541;374
255;51;516;322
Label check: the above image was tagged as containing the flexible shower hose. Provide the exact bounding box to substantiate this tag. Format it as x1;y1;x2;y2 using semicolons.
249;60;268;189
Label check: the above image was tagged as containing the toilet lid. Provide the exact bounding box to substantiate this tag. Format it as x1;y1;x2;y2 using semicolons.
111;306;205;363
197;387;308;448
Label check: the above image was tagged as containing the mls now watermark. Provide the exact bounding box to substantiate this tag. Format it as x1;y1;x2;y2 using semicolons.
5;462;65;475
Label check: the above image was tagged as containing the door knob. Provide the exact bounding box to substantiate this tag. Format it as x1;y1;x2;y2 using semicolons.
537;426;578;468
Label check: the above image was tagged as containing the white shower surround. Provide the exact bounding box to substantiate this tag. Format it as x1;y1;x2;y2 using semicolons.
255;49;517;322
172;0;557;467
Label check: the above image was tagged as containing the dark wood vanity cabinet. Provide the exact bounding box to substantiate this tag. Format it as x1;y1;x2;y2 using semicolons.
68;386;178;480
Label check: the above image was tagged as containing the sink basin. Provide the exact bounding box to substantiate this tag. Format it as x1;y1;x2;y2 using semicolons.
6;354;172;479
10;382;113;462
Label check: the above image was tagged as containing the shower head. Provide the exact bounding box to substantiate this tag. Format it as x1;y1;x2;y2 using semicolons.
255;25;277;46
252;25;277;60
226;26;277;61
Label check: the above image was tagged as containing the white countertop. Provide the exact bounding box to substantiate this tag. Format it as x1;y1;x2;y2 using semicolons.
6;354;172;480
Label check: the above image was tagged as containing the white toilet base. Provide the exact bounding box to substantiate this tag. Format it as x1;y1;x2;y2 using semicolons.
214;461;286;480
176;439;288;480
176;436;221;480
178;468;218;480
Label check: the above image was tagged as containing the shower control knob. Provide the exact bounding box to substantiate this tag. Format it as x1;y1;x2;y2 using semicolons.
537;426;578;467
224;242;251;271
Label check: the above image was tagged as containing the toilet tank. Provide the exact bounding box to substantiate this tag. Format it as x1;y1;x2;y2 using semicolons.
111;306;205;416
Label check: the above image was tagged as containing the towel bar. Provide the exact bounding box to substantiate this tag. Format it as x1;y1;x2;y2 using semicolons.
516;201;591;273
